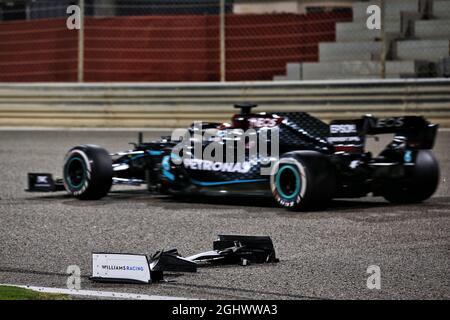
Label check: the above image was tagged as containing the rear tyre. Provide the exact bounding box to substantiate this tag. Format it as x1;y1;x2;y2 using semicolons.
63;145;113;200
382;150;439;204
270;151;336;211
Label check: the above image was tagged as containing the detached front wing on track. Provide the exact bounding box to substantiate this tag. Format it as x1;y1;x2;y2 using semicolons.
90;235;279;284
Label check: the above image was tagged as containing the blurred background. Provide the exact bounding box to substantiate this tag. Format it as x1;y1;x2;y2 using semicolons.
0;0;449;128
0;0;448;82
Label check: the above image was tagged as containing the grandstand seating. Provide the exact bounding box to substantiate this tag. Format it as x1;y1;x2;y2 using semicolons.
275;0;450;80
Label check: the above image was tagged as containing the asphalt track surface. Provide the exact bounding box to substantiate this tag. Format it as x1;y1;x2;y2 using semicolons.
0;130;449;300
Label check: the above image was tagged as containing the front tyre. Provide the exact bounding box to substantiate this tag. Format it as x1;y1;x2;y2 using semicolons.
270;151;336;211
382;150;439;204
63;145;113;200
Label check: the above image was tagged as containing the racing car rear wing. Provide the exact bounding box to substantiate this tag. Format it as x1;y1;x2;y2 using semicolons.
329;115;438;153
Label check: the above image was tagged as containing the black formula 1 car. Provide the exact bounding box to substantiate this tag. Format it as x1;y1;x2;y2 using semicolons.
28;103;440;211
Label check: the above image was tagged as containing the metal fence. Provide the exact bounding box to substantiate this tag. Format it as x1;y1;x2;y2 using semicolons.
0;0;449;82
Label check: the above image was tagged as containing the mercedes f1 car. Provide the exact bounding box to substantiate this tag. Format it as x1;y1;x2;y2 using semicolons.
28;103;440;211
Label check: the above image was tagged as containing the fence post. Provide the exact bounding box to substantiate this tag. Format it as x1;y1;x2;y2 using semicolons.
78;0;85;82
380;0;386;79
220;0;226;82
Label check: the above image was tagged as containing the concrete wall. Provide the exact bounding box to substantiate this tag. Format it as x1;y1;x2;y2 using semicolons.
233;0;357;14
396;40;450;61
319;41;381;62
415;20;450;39
433;0;450;19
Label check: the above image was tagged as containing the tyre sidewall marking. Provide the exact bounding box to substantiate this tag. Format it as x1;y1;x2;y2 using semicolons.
63;149;92;196
270;158;307;207
65;156;88;189
275;165;301;200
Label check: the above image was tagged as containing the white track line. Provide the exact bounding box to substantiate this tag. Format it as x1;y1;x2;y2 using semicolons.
1;284;192;300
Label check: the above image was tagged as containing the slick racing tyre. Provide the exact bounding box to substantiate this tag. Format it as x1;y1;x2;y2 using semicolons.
382;150;439;204
63;145;113;200
270;151;336;211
